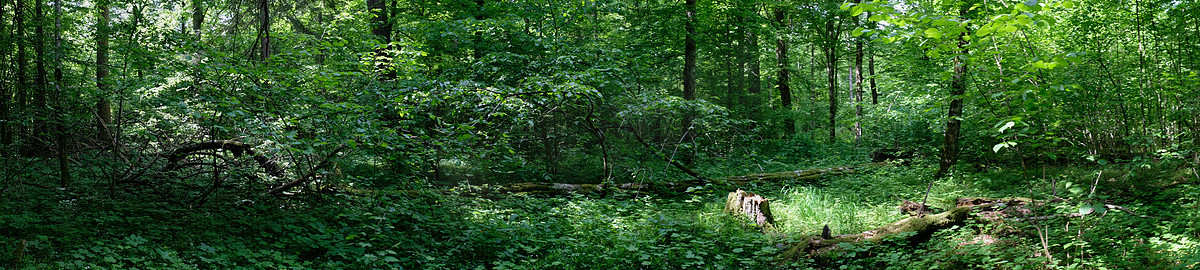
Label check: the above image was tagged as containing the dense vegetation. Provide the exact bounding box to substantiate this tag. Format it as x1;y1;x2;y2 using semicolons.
1;0;1198;268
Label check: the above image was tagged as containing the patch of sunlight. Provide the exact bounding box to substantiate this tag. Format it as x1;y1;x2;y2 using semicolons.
772;186;906;236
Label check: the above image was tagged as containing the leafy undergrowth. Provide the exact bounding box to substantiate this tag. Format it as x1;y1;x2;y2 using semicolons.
2;162;1198;269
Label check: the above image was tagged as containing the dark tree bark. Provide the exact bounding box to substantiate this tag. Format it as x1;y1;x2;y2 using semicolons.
54;0;69;186
192;0;203;39
33;0;45;111
0;0;10;151
852;0;865;143
935;6;972;179
869;42;878;105
249;0;270;62
368;0;394;79
29;0;48;154
681;0;697;165
824;20;840;143
774;7;793;136
746;21;761;96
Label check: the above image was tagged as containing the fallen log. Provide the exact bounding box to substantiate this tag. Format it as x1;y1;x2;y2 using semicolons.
779;204;974;260
719;166;856;184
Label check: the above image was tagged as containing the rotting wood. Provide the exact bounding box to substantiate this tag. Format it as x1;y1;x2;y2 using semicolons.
777;196;1142;261
719;166;855;184
724;189;776;229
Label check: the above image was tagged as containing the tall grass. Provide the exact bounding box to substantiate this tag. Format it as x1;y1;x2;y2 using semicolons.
771;186;907;236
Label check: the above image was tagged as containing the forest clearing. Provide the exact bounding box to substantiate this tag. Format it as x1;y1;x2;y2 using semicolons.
1;0;1198;268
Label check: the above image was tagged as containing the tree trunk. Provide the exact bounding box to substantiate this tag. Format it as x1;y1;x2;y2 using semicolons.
681;0;697;165
774;7;793;136
192;0;203;40
746;23;761;96
96;0;112;144
825;20;839;143
54;0;69;187
368;0;394;79
852;3;865;143
256;0;270;62
935;7;971;179
0;0;11;150
869;42;878;105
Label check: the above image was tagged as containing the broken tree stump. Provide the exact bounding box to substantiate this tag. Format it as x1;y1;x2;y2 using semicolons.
724;189;775;229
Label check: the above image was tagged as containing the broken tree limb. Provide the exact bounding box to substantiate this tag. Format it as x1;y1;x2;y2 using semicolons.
263;144;348;196
163;140;284;177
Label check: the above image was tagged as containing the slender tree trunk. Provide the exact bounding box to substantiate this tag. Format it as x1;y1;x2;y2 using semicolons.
96;0;112;144
825;20;839;143
256;0;270;62
1;0;17;149
774;8;793;136
189;0;204;93
935;8;972;179
852;3;865;143
31;0;48;154
16;0;27;137
681;0;697;165
746;25;761;95
54;0;69;186
869;42;878;105
33;0;45;111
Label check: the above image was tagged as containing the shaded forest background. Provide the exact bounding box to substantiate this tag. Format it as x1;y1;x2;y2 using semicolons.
1;0;1198;268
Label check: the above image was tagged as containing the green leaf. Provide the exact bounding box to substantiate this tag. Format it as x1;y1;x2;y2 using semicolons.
1078;204;1094;215
999;121;1015;133
976;26;994;37
852;27;867;37
924;28;942;38
851;6;864;16
1069;187;1084;194
869;14;885;22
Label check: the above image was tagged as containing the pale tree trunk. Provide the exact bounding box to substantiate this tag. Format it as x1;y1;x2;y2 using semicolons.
96;0;113;144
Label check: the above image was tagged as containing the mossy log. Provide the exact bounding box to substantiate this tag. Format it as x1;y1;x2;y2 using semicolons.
724;189;775;229
777;197;1046;261
780;205;974;259
719;166;855;184
499;182;606;195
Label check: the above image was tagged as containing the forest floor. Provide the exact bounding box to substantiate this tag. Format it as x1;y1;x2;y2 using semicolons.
1;156;1198;269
